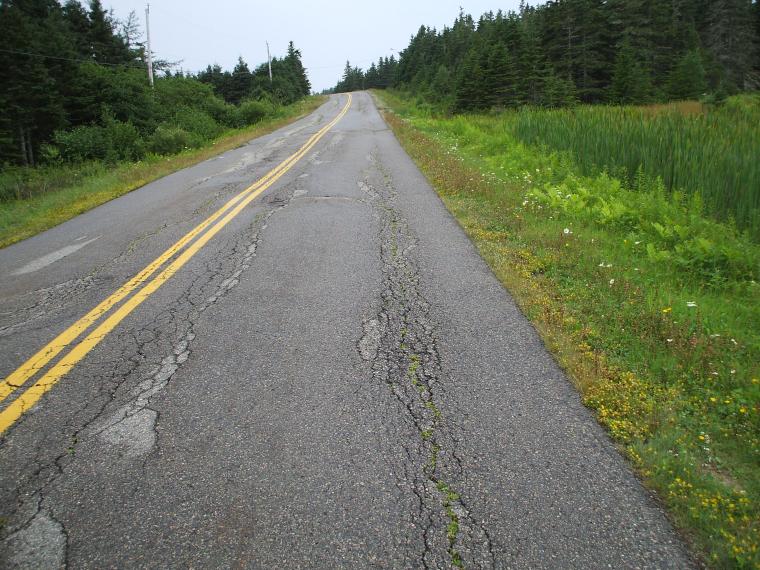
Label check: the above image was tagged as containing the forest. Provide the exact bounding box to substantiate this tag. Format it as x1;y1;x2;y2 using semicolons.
333;0;760;111
0;0;311;168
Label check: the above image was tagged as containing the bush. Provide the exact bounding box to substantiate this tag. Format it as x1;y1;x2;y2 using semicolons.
148;126;200;155
170;106;222;141
101;115;144;162
54;117;144;164
203;97;240;128
54;125;107;162
237;98;278;126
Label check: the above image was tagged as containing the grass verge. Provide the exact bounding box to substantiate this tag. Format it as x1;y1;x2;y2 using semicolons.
375;90;759;568
0;96;325;249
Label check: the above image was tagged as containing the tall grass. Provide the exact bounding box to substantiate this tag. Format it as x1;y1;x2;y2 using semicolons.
508;95;760;238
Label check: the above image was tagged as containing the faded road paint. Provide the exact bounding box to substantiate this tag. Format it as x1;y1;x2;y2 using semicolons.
0;94;352;434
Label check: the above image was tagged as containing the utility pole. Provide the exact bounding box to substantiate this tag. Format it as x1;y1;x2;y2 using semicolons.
266;41;273;83
145;3;154;87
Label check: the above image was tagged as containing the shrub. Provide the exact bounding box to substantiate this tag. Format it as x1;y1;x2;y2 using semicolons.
54;125;109;162
204;97;240;128
237;99;277;126
53;117;144;164
170;106;221;141
148;126;200;155
101;115;144;162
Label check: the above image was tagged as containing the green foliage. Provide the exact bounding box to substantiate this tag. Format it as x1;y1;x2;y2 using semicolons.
611;38;653;104
237;99;278;126
0;2;311;167
668;51;708;101
509;96;760;236
169;107;221;141
147;126;197;155
197;42;311;106
0;161;106;202
336;0;759;110
53;115;143;163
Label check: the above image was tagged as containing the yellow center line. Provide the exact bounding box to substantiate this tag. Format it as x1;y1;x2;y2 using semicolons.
0;95;349;404
0;94;351;433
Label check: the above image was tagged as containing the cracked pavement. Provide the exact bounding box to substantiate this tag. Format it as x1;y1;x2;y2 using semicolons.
0;93;694;568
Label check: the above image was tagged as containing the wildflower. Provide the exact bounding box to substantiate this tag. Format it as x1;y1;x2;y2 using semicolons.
635;241;641;245
709;397;717;403
563;228;572;235
666;339;674;343
609;279;615;285
686;301;697;308
662;307;672;314
730;338;738;345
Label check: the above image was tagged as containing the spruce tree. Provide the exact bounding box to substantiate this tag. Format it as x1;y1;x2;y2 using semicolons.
610;37;653;104
454;48;486;111
667;50;707;100
228;57;252;104
483;42;518;107
88;0;131;64
706;0;757;90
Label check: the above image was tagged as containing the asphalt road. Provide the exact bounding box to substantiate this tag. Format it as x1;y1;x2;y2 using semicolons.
0;92;694;569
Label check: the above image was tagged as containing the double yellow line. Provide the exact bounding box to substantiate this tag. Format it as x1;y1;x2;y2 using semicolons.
0;94;352;435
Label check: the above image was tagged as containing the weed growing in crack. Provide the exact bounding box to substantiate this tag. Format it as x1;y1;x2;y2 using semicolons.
359;168;493;567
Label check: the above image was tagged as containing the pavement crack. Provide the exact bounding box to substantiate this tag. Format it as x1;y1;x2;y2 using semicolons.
357;156;494;569
1;182;301;565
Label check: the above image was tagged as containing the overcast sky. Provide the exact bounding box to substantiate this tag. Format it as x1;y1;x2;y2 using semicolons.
103;0;525;92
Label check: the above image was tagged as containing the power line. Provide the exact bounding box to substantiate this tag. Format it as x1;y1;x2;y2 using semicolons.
0;47;147;70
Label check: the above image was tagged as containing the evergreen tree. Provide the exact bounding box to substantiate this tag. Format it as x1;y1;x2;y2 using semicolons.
87;0;131;64
429;64;453;106
62;0;90;58
667;50;707;100
542;64;579;107
0;0;73;164
285;41;311;97
329;0;758;107
454;48;486;111
610;37;653;104
706;0;757;90
517;18;547;105
227;56;252;105
482;42;518;108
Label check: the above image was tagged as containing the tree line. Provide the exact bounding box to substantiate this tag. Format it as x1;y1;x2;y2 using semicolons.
331;0;760;111
0;0;311;167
